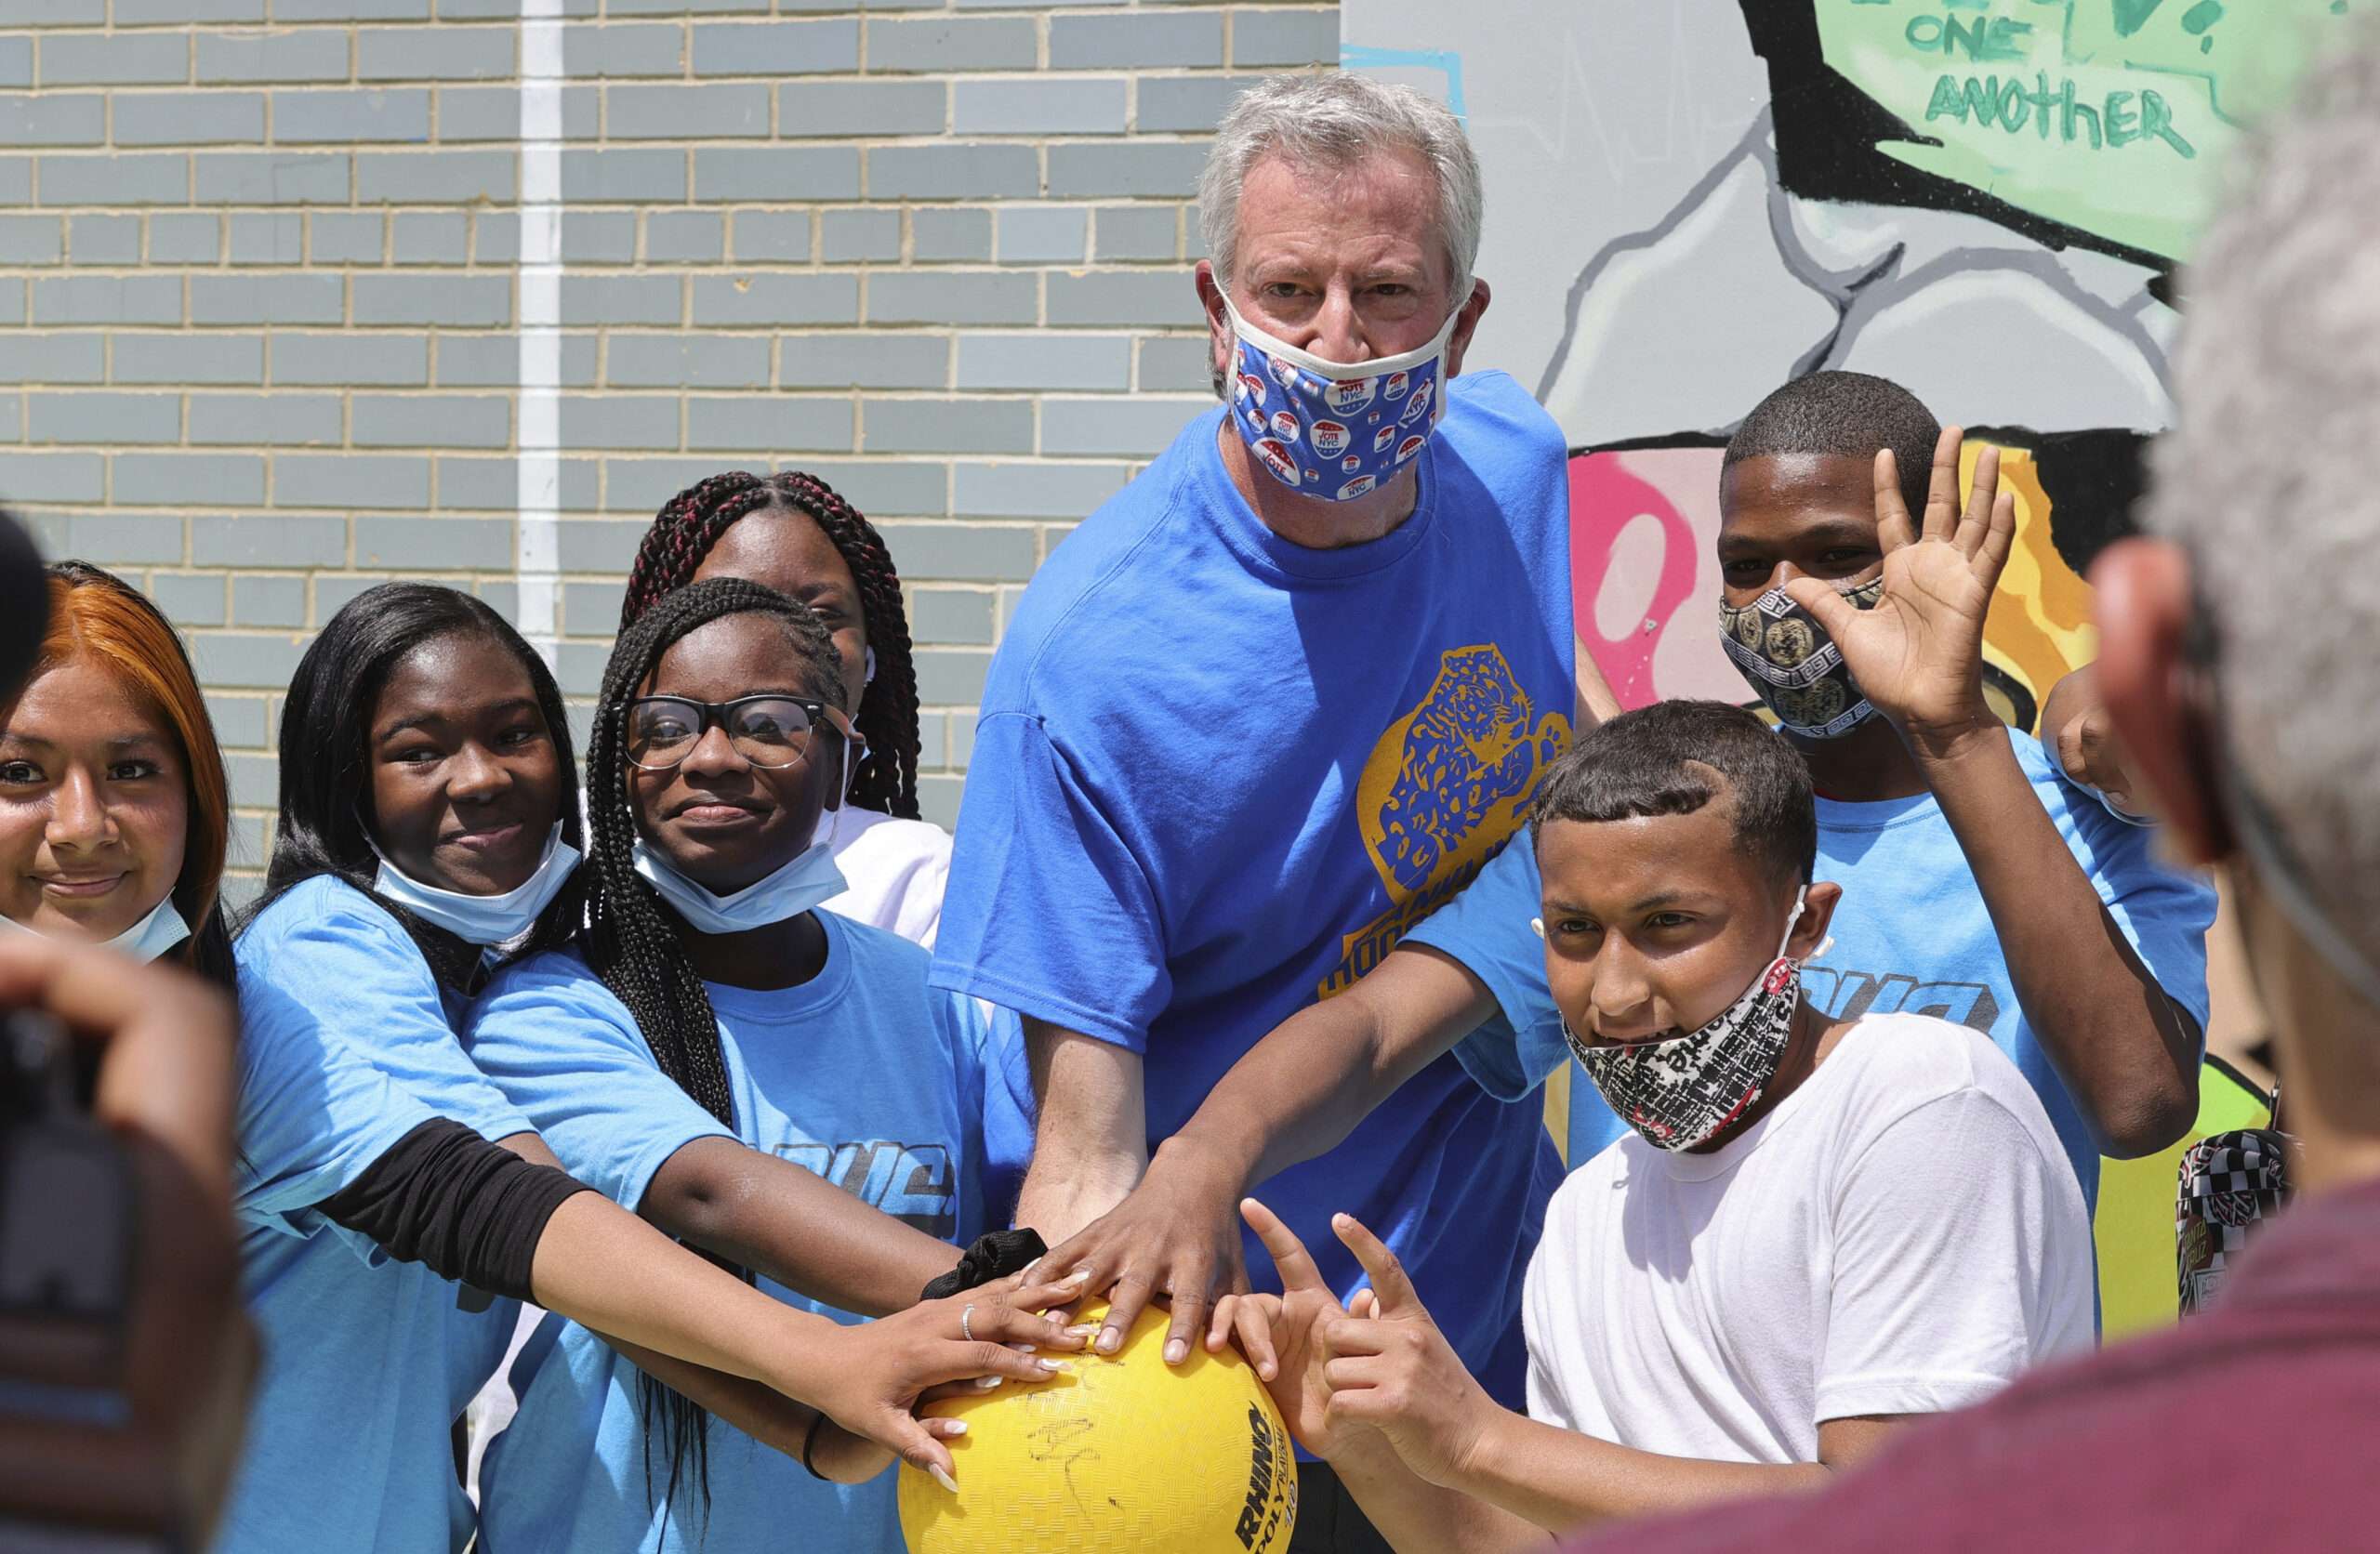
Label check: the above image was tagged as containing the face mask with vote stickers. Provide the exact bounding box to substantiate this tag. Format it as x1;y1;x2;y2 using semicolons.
1546;889;1819;1152
1719;575;1885;740
1219;289;1460;503
372;822;581;947
0;892;191;964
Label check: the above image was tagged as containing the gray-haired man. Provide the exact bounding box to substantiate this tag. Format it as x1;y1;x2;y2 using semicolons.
931;72;1609;1547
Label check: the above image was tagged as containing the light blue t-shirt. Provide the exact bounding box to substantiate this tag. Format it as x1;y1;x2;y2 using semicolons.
464;912;990;1554
218;875;536;1554
932;373;1577;1409
1409;728;2216;1208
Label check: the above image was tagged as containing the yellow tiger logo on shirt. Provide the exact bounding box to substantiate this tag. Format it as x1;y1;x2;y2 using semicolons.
1318;644;1570;998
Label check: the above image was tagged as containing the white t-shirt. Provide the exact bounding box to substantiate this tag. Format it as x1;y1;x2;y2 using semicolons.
817;804;951;948
1522;1011;2095;1466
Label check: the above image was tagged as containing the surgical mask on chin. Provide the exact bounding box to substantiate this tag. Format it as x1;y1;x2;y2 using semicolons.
1564;889;1819;1153
0;892;192;964
1219;290;1460;502
631;833;848;937
372;823;580;947
1719;576;1885;739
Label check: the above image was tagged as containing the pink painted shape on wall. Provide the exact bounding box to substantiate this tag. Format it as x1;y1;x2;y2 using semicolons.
1567;446;1745;711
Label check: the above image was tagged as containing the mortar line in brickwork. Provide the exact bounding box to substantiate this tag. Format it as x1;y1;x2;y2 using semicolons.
515;0;566;670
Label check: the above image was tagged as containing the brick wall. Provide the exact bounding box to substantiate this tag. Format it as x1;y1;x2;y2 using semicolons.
0;0;1338;895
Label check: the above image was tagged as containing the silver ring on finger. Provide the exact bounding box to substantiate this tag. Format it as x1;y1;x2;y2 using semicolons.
960;1302;976;1344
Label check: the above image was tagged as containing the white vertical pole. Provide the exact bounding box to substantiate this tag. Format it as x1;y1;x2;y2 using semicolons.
515;0;565;668
469;4;569;1494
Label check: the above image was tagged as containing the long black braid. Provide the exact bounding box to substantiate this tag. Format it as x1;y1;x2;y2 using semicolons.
582;576;847;1517
619;469;923;821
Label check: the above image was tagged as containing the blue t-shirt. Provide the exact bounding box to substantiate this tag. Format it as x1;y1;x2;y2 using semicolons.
1410;728;2216;1207
932;372;1576;1406
219;876;536;1554
463;913;990;1554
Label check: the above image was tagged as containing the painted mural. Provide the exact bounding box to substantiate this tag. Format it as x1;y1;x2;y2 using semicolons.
1571;431;2112;734
1346;1;2334;1312
1539;0;2347;727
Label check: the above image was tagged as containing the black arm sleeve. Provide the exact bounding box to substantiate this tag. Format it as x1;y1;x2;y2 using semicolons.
313;1118;591;1301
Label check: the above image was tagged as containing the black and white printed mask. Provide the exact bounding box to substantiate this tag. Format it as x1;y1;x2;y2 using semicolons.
1563;890;1810;1152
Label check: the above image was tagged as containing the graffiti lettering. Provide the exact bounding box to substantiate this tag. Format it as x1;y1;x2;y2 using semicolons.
1924;72;2195;156
1905;12;2034;60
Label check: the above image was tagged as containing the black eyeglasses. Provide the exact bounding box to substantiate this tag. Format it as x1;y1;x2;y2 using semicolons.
623;694;857;772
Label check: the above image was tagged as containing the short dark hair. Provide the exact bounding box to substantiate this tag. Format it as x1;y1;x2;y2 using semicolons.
1532;700;1816;884
1722;370;1940;520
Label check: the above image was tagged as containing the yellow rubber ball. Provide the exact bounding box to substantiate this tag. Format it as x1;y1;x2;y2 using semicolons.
898;1297;1297;1553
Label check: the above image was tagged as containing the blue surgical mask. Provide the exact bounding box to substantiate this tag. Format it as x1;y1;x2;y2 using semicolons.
631;829;848;936
1219;291;1459;502
371;823;580;947
0;892;192;964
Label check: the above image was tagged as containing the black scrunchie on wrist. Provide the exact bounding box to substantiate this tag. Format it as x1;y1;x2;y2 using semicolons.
920;1227;1048;1303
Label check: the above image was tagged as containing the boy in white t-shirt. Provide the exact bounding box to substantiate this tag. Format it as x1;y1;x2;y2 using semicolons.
1237;699;2094;1548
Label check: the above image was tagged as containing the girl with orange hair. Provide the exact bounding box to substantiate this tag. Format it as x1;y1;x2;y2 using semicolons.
0;560;237;986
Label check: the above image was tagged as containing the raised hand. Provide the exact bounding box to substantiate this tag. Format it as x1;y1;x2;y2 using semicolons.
1036;1142;1250;1367
1783;424;2015;747
1316;1214;1501;1490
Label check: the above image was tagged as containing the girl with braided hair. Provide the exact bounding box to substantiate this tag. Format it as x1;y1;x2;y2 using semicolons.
467;577;1043;1553
222;583;1070;1552
621;469;952;946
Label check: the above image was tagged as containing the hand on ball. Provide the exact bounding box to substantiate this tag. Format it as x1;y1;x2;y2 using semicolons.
813;1277;1088;1487
1036;1139;1252;1371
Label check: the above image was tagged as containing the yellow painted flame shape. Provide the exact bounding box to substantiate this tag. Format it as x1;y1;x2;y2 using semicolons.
1964;441;2097;731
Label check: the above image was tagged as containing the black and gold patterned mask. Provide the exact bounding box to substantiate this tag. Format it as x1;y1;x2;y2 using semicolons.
1717;575;1885;739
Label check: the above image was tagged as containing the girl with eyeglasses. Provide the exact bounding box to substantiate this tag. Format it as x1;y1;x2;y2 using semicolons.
621;470;949;947
224;582;1071;1552
622;470;1038;1224
465;578;1026;1553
